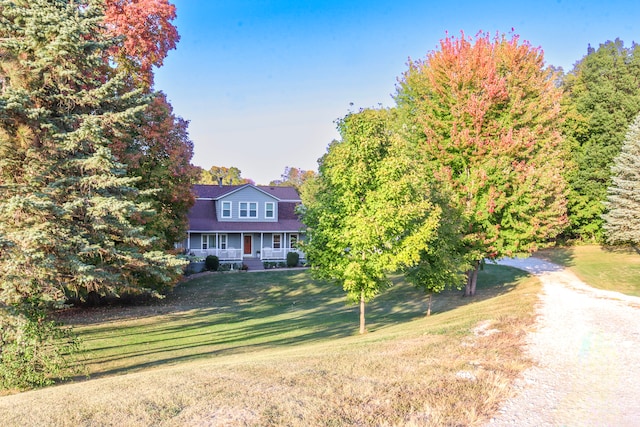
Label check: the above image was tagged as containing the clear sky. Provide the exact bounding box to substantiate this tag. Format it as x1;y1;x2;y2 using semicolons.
154;0;640;185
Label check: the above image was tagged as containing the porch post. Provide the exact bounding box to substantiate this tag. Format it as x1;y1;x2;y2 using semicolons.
216;232;219;257
260;232;264;260
241;232;244;261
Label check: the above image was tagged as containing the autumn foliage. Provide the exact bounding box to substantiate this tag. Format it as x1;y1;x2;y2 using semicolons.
104;0;179;87
397;31;568;294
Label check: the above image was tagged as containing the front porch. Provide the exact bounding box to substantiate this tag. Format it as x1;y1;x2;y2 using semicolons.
186;231;305;262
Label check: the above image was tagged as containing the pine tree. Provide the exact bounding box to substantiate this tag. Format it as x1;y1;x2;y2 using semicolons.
603;115;640;246
562;39;640;240
0;0;184;388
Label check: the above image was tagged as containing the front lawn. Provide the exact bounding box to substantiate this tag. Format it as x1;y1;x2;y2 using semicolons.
1;266;539;426
536;245;640;296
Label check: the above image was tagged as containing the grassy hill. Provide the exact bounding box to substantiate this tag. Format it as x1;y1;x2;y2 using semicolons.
0;265;539;426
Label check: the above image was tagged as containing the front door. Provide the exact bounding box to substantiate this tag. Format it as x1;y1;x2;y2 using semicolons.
243;235;252;255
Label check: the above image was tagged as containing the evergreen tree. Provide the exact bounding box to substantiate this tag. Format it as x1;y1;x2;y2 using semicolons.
603;114;640;246
0;0;184;388
562;39;640;240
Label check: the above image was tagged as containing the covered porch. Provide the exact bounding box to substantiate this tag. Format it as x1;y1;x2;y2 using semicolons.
186;231;305;261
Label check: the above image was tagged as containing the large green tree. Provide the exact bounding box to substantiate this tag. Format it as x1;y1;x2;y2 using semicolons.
562;39;640;241
302;109;442;333
602;114;640;246
396;31;568;295
0;0;183;388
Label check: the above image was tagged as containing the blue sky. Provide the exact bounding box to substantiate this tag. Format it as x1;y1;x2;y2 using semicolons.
154;0;640;185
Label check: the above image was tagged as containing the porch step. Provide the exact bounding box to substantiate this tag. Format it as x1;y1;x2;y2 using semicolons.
243;258;264;271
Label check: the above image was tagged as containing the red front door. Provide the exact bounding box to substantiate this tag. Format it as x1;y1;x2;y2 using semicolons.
243;235;252;255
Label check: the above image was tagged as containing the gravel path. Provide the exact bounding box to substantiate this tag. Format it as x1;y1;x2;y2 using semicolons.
487;257;640;426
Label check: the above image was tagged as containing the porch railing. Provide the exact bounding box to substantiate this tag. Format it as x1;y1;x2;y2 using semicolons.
260;248;305;260
189;248;242;261
189;247;305;261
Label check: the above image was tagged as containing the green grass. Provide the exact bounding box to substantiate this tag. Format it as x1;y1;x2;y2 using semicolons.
0;266;539;426
536;245;640;296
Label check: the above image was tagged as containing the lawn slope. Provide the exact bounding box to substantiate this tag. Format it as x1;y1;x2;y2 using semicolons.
0;266;539;426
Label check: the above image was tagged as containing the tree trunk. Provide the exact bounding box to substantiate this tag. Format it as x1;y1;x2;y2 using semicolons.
426;293;432;316
464;261;480;296
359;291;366;334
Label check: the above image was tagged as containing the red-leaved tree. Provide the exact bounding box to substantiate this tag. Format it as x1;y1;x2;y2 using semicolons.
396;31;568;295
104;0;179;87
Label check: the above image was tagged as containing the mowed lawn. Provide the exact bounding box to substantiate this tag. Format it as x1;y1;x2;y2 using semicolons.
1;266;539;426
537;245;640;296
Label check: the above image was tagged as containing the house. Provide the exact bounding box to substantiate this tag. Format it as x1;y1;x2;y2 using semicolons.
182;183;305;262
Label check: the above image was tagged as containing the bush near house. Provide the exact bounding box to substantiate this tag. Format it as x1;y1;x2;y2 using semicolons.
286;251;300;268
205;255;219;271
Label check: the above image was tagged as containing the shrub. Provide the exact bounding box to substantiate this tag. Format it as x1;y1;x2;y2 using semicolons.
286;251;300;268
0;302;81;391
205;255;220;271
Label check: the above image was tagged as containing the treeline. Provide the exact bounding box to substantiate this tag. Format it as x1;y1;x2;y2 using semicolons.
0;0;199;390
301;32;640;333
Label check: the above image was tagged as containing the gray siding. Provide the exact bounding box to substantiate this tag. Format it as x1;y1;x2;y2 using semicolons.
217;186;278;222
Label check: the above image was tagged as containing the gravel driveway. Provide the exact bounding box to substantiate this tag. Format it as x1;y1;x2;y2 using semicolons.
487;257;640;426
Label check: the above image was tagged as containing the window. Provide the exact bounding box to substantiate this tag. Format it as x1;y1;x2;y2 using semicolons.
273;234;281;249
221;201;231;218
290;234;298;248
240;202;257;218
265;202;275;219
219;234;227;250
202;235;215;250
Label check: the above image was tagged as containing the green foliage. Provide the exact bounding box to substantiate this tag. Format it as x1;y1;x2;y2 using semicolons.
603;114;640;245
198;166;252;185
0;301;81;391
302;108;443;332
396;31;568;274
270;167;316;190
0;0;186;388
286;251;300;268
562;39;640;240
205;255;220;271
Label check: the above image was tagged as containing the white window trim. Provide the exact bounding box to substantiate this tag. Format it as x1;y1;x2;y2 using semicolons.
239;201;258;218
265;202;275;219
221;201;232;218
202;234;215;250
249;201;257;218
273;234;282;249
219;234;228;250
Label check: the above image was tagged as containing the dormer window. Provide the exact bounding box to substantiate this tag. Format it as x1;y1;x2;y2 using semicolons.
240;202;257;218
265;202;275;219
221;201;231;218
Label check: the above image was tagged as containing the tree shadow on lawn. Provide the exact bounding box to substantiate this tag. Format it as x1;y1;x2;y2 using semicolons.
534;246;577;267
367;263;530;328
71;265;531;381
